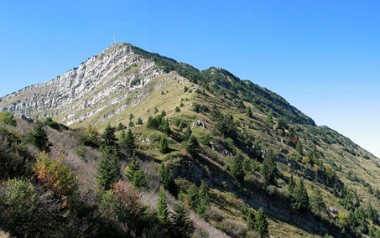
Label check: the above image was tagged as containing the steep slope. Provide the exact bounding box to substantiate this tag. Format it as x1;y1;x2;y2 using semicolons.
1;43;380;237
0;43;171;126
0;43;314;127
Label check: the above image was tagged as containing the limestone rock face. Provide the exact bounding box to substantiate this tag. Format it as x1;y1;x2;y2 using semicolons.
0;43;172;125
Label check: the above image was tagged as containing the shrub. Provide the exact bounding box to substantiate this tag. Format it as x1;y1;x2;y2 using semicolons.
44;117;60;130
34;152;78;203
0;111;16;126
3;179;38;230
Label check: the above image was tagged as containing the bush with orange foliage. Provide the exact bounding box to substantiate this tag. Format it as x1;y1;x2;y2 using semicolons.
34;152;78;205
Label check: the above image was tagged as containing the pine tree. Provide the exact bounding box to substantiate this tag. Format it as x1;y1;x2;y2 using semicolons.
261;156;277;186
119;129;136;156
265;111;273;127
117;122;125;131
157;187;169;224
296;140;303;156
287;175;296;195
293;179;309;211
183;126;192;141
246;209;255;230
196;182;210;219
125;155;140;181
96;147;121;190
255;208;269;237
102;124;117;148
159;162;173;190
124;155;147;188
310;187;326;215
137;117;143;125
132;169;147;188
186;184;198;208
230;155;245;182
159;136;170;153
125;129;136;154
171;202;194;238
161;118;171;134
29;121;50;151
186;135;200;157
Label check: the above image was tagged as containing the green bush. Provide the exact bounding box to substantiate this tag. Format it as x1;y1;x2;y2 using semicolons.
0;111;17;126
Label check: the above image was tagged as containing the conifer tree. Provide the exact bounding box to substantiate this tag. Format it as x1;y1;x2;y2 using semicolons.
161;118;171;135
296;141;303;156
102;124;118;148
255;208;269;237
186;135;200;157
287;175;296;195
29;121;50;151
261;156;277;186
124;155;147;188
230;155;245;182
96;147;120;190
137;117;143;125
293;179;309;211
310;187;326;215
119;129;136;156
157;187;169;224
196;182;210;219
183;126;192;141
159;136;170;153
117;122;125;131
132;169;147;188
186;184;198;208
159;162;173;190
125;129;136;153
171;202;194;238
246;209;255;230
125;155;140;181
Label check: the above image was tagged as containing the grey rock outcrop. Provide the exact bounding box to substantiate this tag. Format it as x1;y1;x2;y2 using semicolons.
0;43;178;126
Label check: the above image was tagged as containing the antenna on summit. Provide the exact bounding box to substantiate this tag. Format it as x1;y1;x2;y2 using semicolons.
113;34;116;45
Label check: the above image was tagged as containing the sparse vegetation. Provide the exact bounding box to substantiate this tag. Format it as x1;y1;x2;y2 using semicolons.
0;44;379;238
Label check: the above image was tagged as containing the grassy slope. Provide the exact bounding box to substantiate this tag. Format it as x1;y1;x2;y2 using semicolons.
1;43;379;237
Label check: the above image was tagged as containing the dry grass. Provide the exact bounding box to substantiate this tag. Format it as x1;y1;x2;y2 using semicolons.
0;231;10;238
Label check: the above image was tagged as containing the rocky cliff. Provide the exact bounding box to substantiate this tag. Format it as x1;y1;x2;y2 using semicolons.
0;43;178;125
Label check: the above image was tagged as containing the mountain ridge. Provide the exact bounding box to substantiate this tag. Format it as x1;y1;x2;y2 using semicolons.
0;42;315;127
0;42;379;237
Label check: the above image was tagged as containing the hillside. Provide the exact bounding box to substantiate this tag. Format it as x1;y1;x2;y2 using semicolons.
1;43;380;238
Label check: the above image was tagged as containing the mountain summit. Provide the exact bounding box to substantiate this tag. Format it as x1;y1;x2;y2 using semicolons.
0;43;379;237
0;43;314;127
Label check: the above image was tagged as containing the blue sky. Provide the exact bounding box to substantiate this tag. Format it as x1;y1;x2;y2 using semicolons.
0;1;379;158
